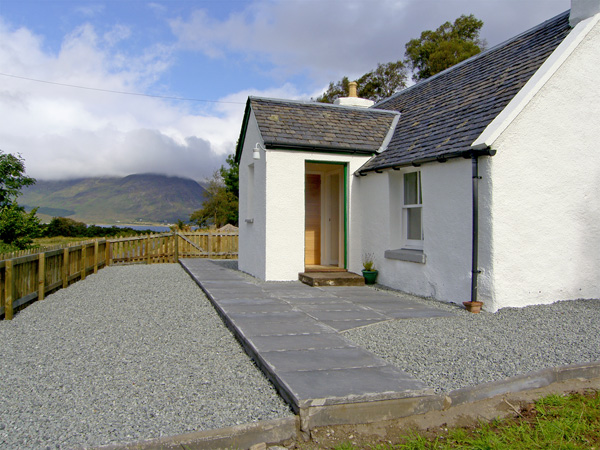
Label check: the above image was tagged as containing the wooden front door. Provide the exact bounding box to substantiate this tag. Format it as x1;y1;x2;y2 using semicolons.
305;174;321;265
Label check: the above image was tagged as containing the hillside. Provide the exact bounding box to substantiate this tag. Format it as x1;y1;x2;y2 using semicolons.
18;174;207;224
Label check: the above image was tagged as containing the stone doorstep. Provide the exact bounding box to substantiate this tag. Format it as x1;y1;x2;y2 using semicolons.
299;271;365;287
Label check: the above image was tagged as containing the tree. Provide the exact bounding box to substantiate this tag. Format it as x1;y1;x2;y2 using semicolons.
0;151;40;249
218;153;239;225
45;217;88;237
356;60;408;101
317;60;408;104
0;204;40;249
190;171;238;229
405;14;485;81
0;152;35;210
220;154;239;198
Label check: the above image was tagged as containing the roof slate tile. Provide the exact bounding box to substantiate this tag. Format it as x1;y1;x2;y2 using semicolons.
361;11;571;172
249;98;399;153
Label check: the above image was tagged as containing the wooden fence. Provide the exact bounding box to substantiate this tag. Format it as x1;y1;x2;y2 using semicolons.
0;231;238;320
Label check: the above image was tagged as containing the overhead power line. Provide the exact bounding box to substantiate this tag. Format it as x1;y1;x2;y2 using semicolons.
0;72;246;104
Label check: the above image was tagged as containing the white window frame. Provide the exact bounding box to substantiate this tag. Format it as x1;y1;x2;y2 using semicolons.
402;169;423;249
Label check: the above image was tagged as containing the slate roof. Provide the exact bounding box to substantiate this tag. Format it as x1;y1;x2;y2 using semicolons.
358;10;572;174
238;97;399;156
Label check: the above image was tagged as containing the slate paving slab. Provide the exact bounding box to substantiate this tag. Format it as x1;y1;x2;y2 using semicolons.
304;309;388;321
248;333;357;352
281;366;432;407
320;319;393;332
179;259;458;412
261;347;387;372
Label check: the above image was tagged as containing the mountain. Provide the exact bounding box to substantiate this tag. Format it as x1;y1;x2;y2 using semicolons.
18;174;207;224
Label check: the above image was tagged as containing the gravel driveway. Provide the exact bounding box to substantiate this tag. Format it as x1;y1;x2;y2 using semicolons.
0;264;292;449
344;296;600;393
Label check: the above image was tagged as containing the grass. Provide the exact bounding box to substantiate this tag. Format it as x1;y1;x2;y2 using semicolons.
327;390;600;450
34;236;95;247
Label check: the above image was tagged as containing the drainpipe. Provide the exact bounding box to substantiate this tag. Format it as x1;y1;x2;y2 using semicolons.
471;154;481;303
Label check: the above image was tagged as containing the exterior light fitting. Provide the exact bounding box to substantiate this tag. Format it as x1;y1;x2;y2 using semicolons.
253;143;265;160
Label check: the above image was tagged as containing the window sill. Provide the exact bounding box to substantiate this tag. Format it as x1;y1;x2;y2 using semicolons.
384;248;426;264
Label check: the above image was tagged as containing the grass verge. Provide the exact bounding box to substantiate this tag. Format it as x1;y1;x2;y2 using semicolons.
321;390;600;449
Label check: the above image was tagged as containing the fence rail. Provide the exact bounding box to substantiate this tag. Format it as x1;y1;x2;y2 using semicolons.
0;231;238;320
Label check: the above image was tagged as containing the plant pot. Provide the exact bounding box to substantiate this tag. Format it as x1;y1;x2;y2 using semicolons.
362;270;378;285
463;301;483;313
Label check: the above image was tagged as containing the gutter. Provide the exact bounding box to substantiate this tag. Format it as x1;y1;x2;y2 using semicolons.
355;148;496;176
263;141;377;156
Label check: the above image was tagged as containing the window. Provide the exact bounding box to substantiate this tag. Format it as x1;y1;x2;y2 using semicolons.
403;171;423;247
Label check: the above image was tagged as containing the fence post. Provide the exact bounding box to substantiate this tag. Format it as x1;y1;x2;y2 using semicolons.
105;240;112;266
80;244;86;280
146;236;151;265
173;233;179;263
94;240;99;274
38;252;46;301
5;259;13;320
208;232;212;259
63;248;69;288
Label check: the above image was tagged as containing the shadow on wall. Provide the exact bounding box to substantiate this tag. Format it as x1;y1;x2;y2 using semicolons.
577;171;600;299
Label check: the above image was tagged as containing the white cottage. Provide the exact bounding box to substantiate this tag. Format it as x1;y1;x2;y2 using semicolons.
235;2;600;312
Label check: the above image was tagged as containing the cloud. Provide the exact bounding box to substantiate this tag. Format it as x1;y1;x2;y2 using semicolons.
0;18;235;182
170;0;569;86
75;3;105;18
0;14;311;183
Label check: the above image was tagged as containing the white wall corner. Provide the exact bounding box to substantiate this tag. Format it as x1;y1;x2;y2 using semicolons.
570;0;600;27
471;14;600;150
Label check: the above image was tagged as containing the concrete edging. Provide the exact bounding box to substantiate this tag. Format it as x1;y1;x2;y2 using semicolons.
96;416;299;450
303;361;600;429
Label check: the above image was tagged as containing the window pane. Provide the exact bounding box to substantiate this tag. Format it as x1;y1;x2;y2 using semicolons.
404;172;418;205
407;207;422;240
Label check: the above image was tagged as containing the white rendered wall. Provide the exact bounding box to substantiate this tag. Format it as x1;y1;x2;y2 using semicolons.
485;18;600;310
263;151;371;280
357;159;475;304
238;112;267;279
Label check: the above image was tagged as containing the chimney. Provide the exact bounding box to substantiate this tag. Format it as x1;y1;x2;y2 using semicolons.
570;0;600;26
334;80;375;108
348;81;358;98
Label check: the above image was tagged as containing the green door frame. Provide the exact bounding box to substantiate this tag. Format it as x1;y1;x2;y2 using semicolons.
306;161;348;269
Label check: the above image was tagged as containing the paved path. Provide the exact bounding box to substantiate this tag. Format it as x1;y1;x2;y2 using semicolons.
180;259;457;412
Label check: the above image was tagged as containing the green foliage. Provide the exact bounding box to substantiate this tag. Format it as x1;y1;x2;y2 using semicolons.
190;171;238;228
43;216;156;238
45;217;87;237
0;151;40;248
0;151;35;210
220;154;239;198
357;60;408;102
362;252;376;271
0;204;41;249
317;76;351;104
405;14;484;81
317;60;408;104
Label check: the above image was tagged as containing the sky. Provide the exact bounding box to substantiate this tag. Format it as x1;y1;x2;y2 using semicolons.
0;0;570;182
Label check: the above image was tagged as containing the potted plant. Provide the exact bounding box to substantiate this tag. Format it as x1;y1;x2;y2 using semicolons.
362;252;378;285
